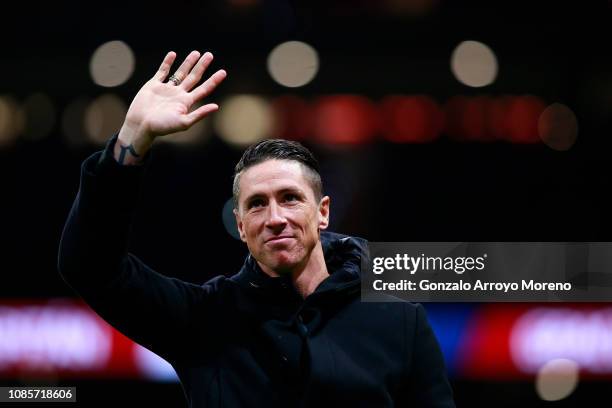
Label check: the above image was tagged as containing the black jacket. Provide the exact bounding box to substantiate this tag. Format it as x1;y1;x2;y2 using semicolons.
57;135;455;407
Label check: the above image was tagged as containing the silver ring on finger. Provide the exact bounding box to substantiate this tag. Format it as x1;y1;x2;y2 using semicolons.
168;74;182;86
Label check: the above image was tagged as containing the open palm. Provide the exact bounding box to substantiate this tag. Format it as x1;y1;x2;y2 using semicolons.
125;51;227;138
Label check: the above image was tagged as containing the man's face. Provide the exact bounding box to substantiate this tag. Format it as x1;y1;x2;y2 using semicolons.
234;159;330;275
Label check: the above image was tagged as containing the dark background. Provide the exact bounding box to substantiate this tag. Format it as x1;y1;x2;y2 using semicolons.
1;0;612;406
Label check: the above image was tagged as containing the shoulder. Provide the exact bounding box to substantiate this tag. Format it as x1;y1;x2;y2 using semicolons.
401;302;431;336
363;300;429;340
351;298;426;336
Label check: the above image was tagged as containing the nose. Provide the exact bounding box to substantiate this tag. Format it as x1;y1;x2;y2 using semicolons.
265;200;287;230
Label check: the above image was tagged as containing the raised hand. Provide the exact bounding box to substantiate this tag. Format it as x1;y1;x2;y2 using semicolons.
115;51;227;164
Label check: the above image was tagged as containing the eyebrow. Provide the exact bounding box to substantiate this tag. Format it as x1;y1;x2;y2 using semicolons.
243;187;305;205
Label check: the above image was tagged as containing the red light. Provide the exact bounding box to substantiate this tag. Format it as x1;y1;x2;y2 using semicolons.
270;95;313;141
380;95;443;143
444;96;495;142
458;305;527;380
312;95;379;145
487;95;515;141
505;95;546;143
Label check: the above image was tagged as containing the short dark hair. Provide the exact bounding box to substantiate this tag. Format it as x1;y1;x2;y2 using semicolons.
233;139;323;209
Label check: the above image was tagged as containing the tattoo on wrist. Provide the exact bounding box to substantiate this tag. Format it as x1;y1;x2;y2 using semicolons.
117;142;141;165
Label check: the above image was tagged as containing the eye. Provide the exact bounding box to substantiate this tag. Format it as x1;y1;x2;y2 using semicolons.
248;199;264;209
284;193;299;202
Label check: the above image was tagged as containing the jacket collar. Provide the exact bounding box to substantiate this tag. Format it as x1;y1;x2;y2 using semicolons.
229;231;368;295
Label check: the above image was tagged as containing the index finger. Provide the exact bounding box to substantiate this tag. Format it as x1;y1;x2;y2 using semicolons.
154;51;177;81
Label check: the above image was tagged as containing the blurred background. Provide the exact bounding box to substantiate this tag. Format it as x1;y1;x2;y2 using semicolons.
1;0;612;406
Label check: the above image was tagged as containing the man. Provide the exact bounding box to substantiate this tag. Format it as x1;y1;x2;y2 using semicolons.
58;50;455;407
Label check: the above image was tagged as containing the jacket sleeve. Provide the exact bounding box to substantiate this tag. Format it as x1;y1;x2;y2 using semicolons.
401;303;456;407
57;134;217;361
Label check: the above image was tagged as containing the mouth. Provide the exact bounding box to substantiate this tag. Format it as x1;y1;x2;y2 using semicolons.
265;236;295;244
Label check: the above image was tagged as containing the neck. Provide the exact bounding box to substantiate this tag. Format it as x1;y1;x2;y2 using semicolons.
259;241;329;298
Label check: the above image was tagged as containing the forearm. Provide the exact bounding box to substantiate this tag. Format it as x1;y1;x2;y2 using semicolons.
57;140;214;359
58;194;131;291
58;134;149;290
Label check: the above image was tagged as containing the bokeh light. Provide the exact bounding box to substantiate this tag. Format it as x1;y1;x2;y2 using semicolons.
312;95;379;145
84;94;127;146
270;95;313;141
0;95;25;148
538;103;578;151
22;93;56;142
62;97;90;147
381;95;444;143
90;40;136;88
134;344;178;382
222;198;241;240
535;358;579;401
267;41;319;88
451;40;498;88
444;96;491;142
214;94;273;147
506;95;546;143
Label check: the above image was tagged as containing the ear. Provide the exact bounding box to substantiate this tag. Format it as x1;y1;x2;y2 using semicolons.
233;208;247;242
318;196;330;231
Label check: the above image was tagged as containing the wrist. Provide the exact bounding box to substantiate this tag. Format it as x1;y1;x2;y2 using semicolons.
118;121;153;148
115;122;153;165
